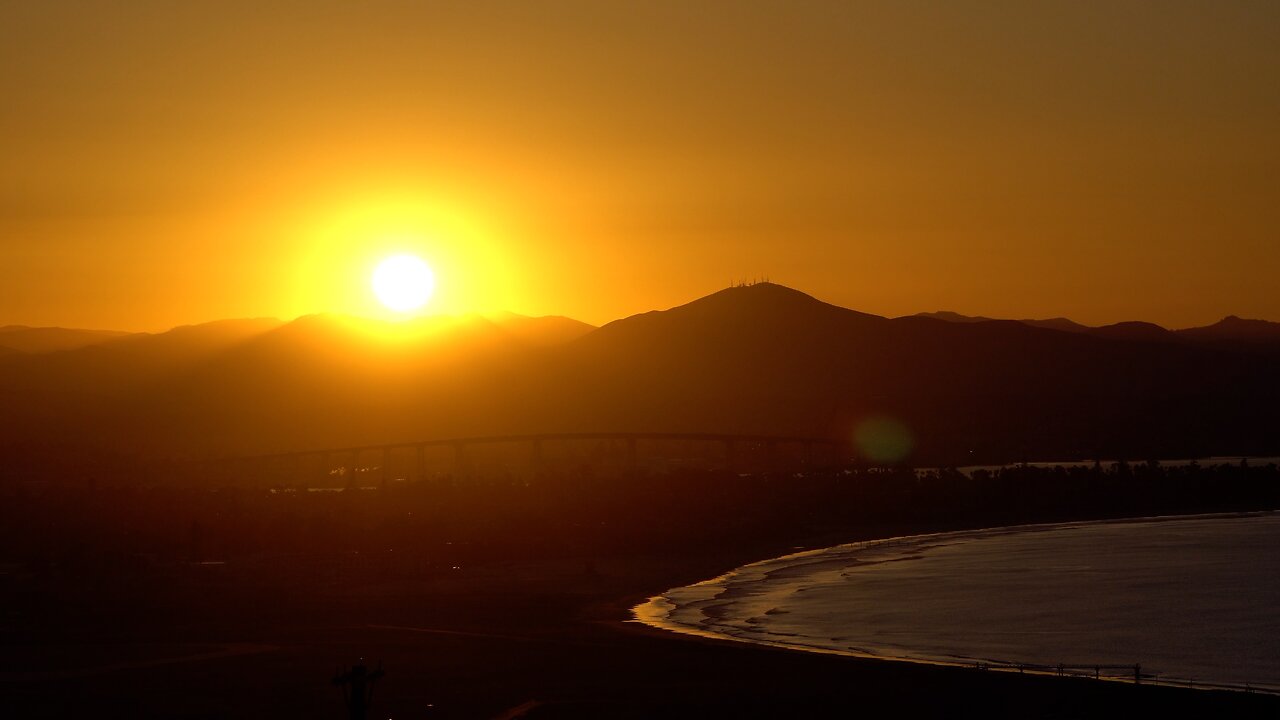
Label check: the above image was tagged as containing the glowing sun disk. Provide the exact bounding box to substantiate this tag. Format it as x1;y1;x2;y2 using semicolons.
372;254;435;312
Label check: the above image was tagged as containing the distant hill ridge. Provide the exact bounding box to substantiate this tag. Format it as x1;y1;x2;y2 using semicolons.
5;294;1275;354
911;309;1280;344
0;283;1277;467
0;312;594;356
0;325;135;354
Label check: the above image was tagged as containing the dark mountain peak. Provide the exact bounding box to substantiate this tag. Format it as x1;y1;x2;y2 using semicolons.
574;284;895;377
915;311;1091;333
1104;321;1168;331
910;312;1180;342
247;311;592;364
912;311;996;323
1210;315;1280;330
697;281;832;309
1089;321;1174;342
1021;317;1091;333
672;282;881;322
593;283;883;341
1174;315;1280;343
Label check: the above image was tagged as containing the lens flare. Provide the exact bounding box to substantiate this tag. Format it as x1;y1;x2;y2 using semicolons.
854;416;914;464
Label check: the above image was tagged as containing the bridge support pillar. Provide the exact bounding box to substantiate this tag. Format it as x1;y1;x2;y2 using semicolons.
453;442;469;481
532;437;545;476
724;439;737;474
416;444;426;482
626;438;638;479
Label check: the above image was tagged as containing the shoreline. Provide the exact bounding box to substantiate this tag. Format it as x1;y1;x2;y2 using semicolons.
9;509;1280;717
632;510;1280;697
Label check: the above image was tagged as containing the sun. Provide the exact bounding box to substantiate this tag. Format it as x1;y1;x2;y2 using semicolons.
372;254;435;313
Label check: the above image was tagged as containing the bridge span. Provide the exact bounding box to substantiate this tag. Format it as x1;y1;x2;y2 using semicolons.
207;432;849;487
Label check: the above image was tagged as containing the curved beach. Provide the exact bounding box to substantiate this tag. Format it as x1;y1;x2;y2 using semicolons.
636;513;1280;692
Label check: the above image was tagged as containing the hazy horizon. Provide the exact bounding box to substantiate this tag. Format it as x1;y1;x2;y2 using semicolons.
5;281;1280;336
5;2;1280;332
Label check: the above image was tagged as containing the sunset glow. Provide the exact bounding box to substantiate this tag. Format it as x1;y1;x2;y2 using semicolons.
280;193;520;323
5;4;1279;331
372;254;434;313
5;4;1280;717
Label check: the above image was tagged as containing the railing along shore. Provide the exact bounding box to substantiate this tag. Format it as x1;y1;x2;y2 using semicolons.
971;661;1277;695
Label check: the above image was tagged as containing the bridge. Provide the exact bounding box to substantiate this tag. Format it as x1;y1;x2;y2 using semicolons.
203;432;849;487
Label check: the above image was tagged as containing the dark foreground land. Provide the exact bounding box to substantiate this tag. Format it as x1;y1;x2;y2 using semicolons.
4;462;1280;718
6;548;1279;719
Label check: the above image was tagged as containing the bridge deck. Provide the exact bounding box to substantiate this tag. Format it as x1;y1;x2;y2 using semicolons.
234;432;842;463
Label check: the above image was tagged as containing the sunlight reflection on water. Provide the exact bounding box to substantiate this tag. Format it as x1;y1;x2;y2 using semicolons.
639;513;1280;691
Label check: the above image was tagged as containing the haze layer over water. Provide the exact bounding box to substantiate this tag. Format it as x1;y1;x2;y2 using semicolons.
637;514;1280;690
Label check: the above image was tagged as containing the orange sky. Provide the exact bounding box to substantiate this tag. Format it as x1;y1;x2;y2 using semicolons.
2;2;1278;331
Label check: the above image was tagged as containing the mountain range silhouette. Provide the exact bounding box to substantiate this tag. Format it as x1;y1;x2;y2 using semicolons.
1;283;1277;470
912;310;1280;345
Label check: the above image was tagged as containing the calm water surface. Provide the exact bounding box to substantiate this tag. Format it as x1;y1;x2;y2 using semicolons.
637;513;1280;690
